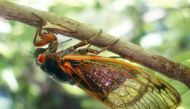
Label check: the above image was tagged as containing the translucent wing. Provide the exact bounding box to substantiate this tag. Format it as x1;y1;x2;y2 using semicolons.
66;57;180;109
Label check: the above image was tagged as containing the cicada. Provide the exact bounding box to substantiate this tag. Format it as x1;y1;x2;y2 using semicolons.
32;14;180;109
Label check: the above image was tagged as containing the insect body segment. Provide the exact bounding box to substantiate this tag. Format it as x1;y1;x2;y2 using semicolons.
32;13;180;109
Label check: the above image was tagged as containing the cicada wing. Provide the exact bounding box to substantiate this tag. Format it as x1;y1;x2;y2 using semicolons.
67;58;180;109
104;71;180;109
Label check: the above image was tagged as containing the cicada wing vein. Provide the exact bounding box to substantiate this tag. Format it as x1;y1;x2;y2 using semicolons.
60;55;180;109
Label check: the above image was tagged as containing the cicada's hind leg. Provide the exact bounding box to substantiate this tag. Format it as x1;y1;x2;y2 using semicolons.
76;38;119;55
94;38;119;55
60;29;102;55
73;29;102;50
70;29;119;55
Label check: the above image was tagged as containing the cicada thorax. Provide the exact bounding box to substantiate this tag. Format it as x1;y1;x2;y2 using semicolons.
59;55;180;109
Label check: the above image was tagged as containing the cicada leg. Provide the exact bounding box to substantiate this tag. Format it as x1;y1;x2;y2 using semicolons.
68;29;119;55
58;29;102;56
94;38;119;55
32;13;58;52
75;38;119;55
33;27;58;53
73;29;102;50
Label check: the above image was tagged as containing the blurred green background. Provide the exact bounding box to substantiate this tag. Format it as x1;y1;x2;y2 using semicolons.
0;0;190;109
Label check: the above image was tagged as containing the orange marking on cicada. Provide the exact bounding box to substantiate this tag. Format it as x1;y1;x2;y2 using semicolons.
61;62;72;75
64;61;103;97
59;61;86;85
63;54;140;71
57;57;109;100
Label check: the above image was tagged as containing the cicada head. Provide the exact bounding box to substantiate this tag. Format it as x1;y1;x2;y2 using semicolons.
33;48;74;84
33;48;48;66
33;48;47;58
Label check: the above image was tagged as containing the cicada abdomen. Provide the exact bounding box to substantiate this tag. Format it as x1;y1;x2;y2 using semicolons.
60;55;180;109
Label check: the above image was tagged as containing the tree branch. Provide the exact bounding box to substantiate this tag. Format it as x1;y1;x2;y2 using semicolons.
0;1;190;88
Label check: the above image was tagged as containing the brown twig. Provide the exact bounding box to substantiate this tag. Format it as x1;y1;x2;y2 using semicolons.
0;1;190;88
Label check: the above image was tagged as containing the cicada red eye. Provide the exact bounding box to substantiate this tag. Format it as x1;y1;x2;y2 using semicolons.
37;54;46;64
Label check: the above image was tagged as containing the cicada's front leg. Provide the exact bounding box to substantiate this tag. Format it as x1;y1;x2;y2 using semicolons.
32;13;58;53
33;27;57;47
33;26;58;53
